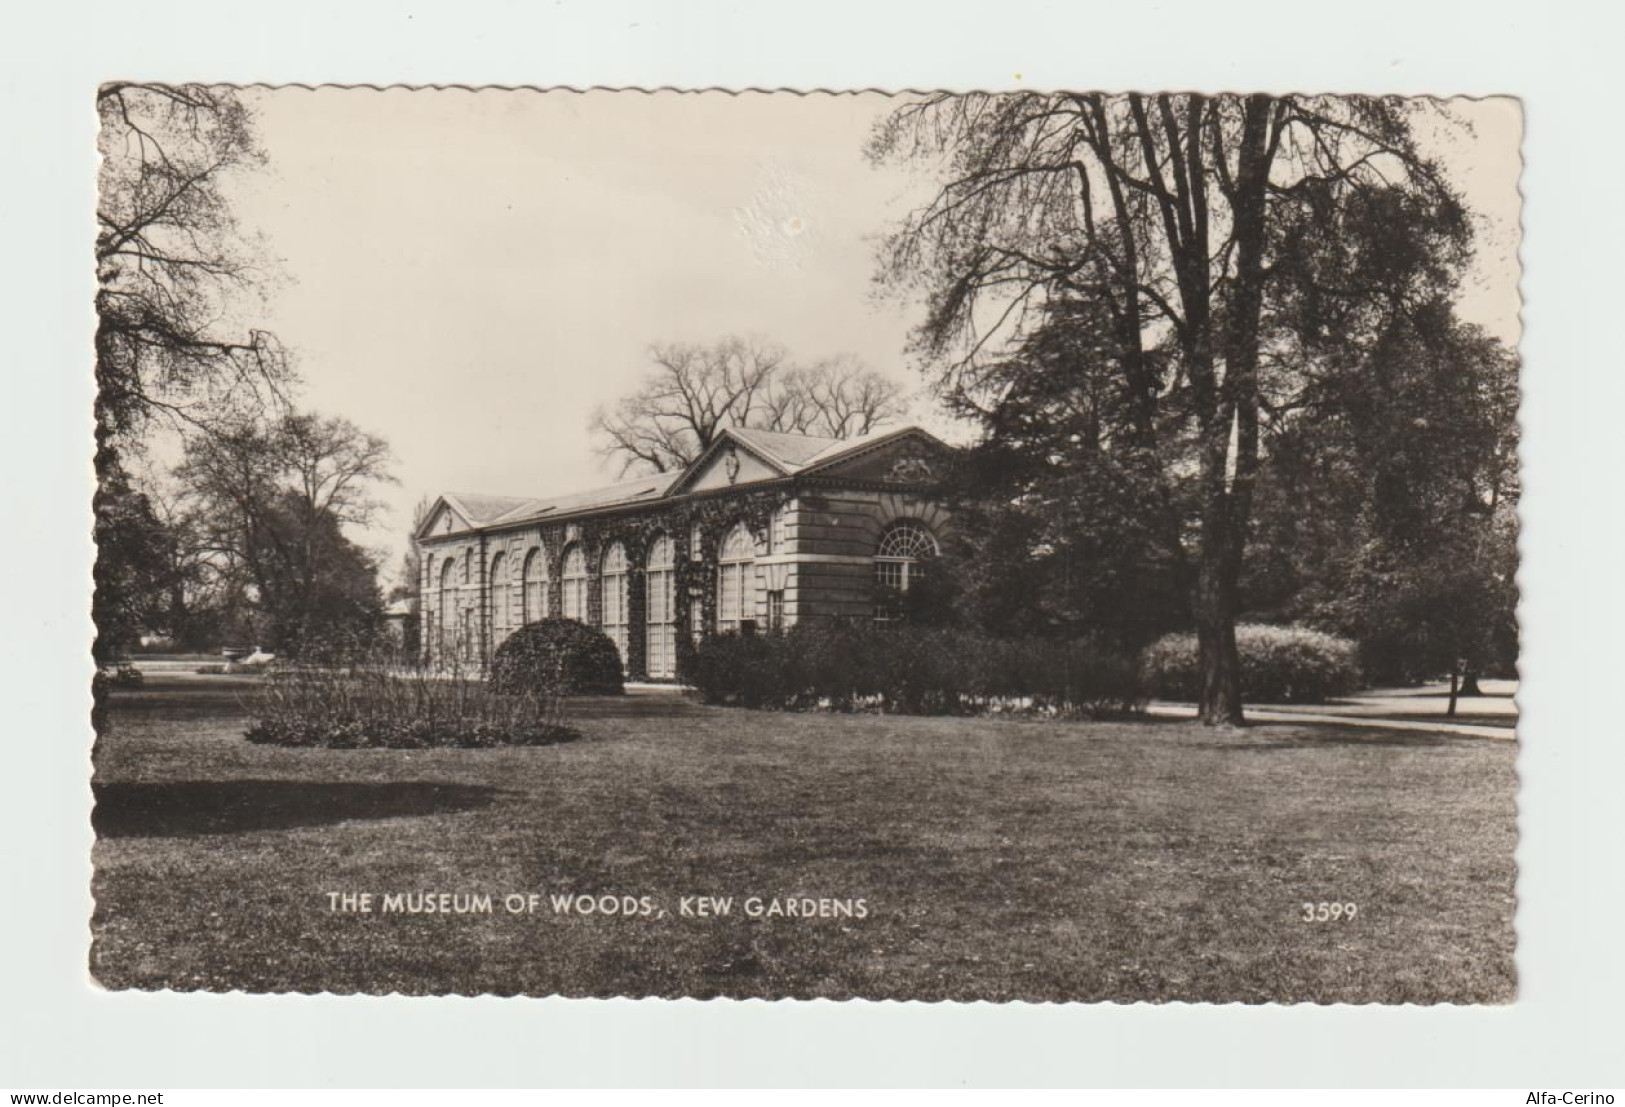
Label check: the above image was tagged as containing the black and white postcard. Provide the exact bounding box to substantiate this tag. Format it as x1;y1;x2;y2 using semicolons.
89;86;1522;1004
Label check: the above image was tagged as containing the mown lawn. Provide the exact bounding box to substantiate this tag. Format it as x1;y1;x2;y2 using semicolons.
90;674;1516;1003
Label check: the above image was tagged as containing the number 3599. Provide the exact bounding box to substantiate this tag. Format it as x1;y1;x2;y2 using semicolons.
1301;902;1358;922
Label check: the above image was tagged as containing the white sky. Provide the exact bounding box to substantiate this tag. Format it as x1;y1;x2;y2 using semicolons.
222;89;1522;568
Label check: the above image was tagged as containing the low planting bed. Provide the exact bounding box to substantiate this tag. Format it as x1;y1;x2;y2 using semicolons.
246;660;576;749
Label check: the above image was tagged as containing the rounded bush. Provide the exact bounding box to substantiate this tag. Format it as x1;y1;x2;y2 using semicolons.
490;617;625;696
1141;623;1361;704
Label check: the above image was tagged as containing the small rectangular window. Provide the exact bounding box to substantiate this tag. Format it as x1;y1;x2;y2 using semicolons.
766;590;785;630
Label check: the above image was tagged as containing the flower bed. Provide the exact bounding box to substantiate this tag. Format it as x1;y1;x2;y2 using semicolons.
246;658;576;749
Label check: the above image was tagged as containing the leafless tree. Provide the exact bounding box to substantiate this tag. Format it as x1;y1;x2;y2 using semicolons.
594;337;906;474
391;496;435;603
96;83;292;449
763;355;910;439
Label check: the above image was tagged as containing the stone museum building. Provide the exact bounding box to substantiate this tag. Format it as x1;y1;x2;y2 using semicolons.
414;425;953;680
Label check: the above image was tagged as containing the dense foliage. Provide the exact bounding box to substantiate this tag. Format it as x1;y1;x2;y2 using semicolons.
871;93;1477;723
246;653;575;749
171;414;394;655
682;622;1145;717
1242;306;1519;687
489;618;626;697
1141;624;1361;705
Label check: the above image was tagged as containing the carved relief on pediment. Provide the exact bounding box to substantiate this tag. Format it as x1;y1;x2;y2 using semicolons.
887;451;936;483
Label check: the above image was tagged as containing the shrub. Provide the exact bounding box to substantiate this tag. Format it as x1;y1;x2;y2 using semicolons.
95;663;144;690
682;622;1145;718
680;629;795;709
246;651;576;749
91;663;145;736
1141;623;1361;704
489;618;625;697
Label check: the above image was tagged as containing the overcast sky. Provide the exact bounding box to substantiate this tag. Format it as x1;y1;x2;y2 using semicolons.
223;89;1522;565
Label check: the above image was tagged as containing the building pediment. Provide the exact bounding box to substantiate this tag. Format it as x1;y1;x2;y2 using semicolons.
668;425;952;497
417;499;474;540
682;437;787;493
798;429;950;486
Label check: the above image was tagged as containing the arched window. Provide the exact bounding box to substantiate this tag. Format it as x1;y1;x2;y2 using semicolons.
521;545;547;624
600;542;629;671
874;522;938;621
717;523;758;635
645;534;677;679
438;556;457;660
561;545;587;622
489;551;509;645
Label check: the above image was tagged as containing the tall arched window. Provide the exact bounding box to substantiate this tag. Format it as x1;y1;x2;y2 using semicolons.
717;523;758;635
438;556;457;659
600;542;629;671
521;545;547;624
489;551;509;646
561;545;587;622
645;534;677;679
874;522;938;621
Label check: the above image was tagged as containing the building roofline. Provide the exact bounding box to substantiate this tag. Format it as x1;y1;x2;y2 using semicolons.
417;424;951;541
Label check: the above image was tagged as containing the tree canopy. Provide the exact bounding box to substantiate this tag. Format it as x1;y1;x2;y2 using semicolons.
94;84;296;662
174;413;396;653
870;92;1479;722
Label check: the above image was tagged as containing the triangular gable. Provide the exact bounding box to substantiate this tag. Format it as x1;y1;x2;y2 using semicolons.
798;428;950;485
668;429;792;495
415;497;474;540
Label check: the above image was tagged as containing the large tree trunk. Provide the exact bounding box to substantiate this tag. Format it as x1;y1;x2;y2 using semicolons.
1460;664;1483;697
1195;533;1245;725
1192;95;1277;728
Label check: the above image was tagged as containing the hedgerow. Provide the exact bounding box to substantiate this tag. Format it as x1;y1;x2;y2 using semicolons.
681;621;1145;718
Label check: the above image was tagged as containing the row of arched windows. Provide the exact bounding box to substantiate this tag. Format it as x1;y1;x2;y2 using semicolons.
426;520;938;677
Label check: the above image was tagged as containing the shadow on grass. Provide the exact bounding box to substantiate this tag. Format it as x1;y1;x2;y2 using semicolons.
1365;712;1516;729
92;780;501;839
566;693;713;720
1409;688;1517;699
1206;726;1462;751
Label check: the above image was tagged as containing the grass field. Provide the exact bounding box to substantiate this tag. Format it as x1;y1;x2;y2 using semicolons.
90;674;1517;1003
